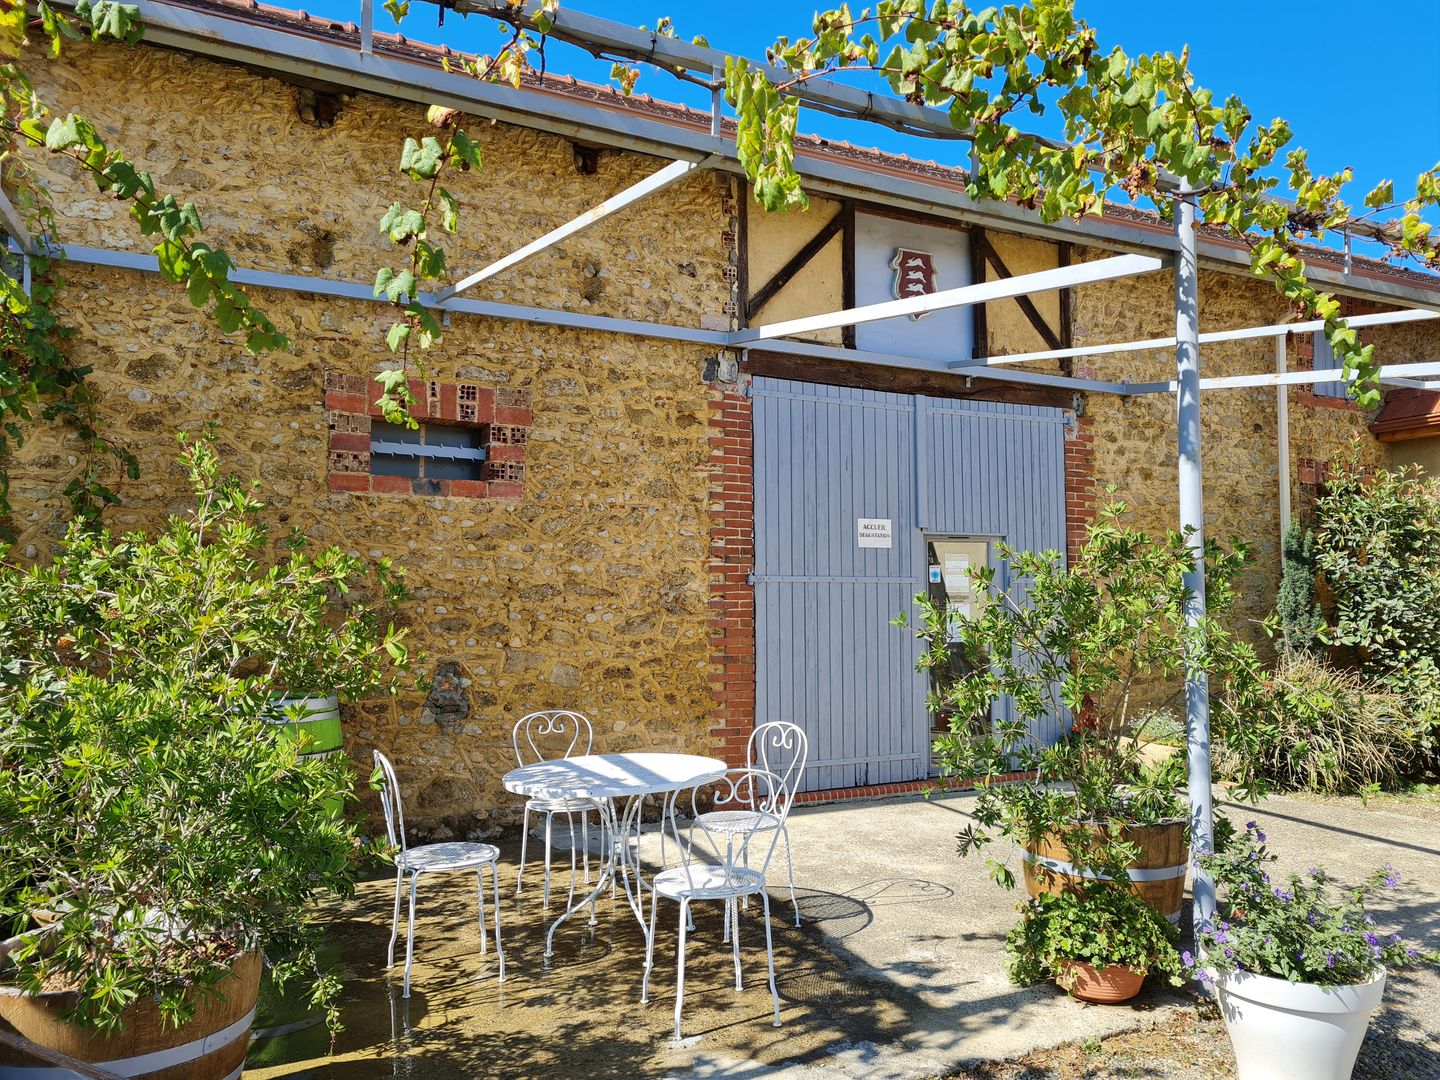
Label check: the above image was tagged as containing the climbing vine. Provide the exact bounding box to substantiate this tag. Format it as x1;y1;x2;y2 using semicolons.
371;3;554;424
0;0;288;535
712;0;1439;405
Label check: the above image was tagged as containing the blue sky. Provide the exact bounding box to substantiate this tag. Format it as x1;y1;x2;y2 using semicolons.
308;1;1440;240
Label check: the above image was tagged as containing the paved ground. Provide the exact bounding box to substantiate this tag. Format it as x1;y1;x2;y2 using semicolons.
245;790;1440;1080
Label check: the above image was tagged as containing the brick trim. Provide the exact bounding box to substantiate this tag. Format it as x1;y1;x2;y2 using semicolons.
707;382;755;771
1064;411;1096;564
793;770;1035;807
324;371;531;499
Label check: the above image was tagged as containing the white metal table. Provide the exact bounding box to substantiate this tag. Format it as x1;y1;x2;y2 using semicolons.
502;752;727;959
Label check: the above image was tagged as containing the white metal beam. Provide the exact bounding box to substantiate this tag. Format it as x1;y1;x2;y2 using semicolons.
949;307;1440;369
436;156;712;302
737;253;1167;344
1191;361;1440;392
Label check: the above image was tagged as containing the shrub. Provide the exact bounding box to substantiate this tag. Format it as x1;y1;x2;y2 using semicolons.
0;435;410;1032
1276;522;1321;659
897;501;1269;889
1312;451;1440;679
1227;654;1424;794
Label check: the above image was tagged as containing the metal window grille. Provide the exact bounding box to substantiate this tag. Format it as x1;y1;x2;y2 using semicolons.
370;420;488;480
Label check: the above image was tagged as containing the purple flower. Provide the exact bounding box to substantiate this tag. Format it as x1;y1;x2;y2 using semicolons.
1408;947;1420;959
1246;820;1257;831
1181;950;1195;968
1307;911;1319;925
1383;870;1400;889
1326;952;1337;969
1272;887;1294;902
1195;968;1215;985
1364;932;1380;947
1212;929;1230;944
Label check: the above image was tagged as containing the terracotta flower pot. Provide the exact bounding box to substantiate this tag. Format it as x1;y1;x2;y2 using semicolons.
1057;959;1147;1003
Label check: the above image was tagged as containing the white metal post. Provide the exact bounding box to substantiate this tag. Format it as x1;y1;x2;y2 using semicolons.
1276;336;1291;542
1174;194;1215;928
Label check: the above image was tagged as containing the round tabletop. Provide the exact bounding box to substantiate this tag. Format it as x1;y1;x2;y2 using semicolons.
503;752;727;801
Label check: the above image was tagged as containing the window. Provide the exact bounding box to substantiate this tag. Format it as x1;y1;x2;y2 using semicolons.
1310;331;1351;400
369;420;488;481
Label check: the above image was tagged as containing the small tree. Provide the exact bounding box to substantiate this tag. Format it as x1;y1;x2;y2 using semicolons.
0;435;409;1032
896;501;1268;889
1276;522;1321;658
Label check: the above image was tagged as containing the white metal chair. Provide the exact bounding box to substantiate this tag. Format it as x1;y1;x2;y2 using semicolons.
512;709;602;910
373;750;505;998
640;768;789;1040
693;721;808;925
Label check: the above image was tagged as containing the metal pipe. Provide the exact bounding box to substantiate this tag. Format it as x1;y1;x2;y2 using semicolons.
1174;193;1215;930
436;156;711;302
1276;335;1291;543
360;0;374;55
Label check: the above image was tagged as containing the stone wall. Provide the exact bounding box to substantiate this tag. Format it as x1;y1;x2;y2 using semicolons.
13;39;735;835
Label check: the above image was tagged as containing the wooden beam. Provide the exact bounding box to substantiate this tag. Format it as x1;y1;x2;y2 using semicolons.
1058;240;1073;374
841;200;857;350
745;209;844;321
743;349;1074;409
971;225;988;358
980;233;1063;352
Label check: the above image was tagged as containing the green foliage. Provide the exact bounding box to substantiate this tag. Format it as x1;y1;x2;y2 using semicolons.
1191;821;1438;986
1275;522;1321;658
0;436;410;1032
722;0;1440;405
0;5;288;531
1226;654;1426;795
897;501;1268;889
1005;886;1181;988
1312;450;1440;680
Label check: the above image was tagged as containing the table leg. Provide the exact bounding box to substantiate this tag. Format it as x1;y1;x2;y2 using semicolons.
543;795;615;959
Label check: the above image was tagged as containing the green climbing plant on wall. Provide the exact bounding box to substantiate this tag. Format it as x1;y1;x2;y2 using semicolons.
0;0;289;535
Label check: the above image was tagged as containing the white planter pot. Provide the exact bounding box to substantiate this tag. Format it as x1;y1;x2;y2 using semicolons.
1216;966;1386;1080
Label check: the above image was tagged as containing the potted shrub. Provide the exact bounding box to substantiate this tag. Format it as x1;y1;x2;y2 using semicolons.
1006;884;1182;1003
0;435;410;1075
898;502;1267;916
1190;822;1438;1080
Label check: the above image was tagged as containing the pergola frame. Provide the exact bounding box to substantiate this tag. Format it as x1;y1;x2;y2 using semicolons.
32;0;1440;931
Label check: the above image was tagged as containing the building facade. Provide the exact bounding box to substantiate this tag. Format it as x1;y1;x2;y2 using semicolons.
12;1;1440;832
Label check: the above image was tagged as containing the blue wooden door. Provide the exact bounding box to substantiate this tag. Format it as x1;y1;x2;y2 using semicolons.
752;377;1069;793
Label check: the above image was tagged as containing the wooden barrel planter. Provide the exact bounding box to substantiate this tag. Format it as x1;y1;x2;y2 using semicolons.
0;951;261;1080
1023;818;1187;923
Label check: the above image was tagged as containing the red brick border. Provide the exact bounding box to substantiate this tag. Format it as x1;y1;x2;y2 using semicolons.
793;770;1036;807
324;371;531;499
707;382;756;771
1064;411;1097;564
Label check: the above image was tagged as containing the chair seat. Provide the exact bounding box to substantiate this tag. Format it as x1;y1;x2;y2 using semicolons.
399;841;500;874
653;864;766;901
525;794;601;814
694;809;782;835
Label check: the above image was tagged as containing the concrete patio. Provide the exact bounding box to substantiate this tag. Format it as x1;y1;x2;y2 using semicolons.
245;791;1440;1079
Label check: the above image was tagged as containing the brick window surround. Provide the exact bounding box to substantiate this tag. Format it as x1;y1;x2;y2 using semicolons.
325;371;532;498
1292;297;1388;412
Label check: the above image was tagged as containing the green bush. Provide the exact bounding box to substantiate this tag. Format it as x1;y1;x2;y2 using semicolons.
1313;451;1440;679
0;435;410;1032
1228;654;1425;794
